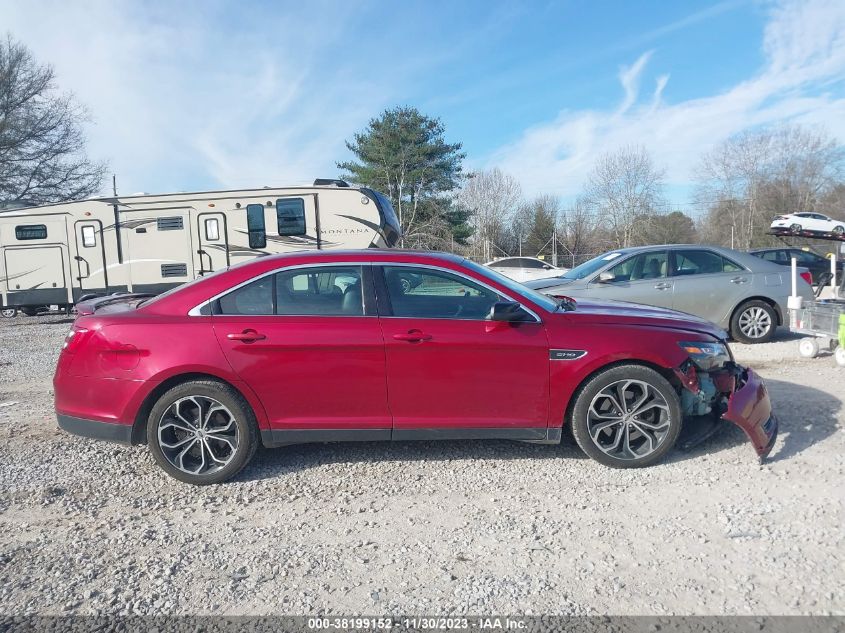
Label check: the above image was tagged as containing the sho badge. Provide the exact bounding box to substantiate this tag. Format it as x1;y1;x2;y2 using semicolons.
550;349;587;361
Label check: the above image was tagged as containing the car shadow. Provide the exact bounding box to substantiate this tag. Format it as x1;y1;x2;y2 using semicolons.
669;377;841;464
236;377;840;481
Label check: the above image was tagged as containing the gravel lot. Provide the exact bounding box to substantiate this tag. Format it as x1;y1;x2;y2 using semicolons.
0;315;842;616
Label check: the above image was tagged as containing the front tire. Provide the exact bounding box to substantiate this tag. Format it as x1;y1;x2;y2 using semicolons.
790;223;802;234
731;300;777;344
569;364;682;468
147;380;258;485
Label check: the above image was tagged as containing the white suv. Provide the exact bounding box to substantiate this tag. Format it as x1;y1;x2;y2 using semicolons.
771;212;845;235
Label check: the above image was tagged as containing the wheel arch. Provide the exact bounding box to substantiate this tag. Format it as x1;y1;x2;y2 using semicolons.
562;358;682;429
130;372;266;445
729;295;782;327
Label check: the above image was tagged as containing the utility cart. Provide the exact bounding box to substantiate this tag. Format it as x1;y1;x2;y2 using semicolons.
791;300;845;366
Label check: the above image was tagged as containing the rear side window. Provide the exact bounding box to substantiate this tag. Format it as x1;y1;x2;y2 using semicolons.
246;204;267;249
672;250;743;275
519;258;547;269
15;224;47;240
214;266;364;316
492;259;519;268
276;198;306;236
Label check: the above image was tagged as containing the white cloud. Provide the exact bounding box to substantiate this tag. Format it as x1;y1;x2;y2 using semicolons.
487;0;845;201
1;0;393;194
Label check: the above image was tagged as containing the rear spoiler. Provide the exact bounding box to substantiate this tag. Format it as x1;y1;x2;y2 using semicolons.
75;293;156;316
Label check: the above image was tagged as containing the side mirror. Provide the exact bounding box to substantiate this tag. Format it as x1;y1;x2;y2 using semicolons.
488;301;532;322
597;271;616;283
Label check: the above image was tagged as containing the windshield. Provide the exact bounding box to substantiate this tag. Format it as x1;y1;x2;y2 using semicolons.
462;259;560;312
561;251;627;280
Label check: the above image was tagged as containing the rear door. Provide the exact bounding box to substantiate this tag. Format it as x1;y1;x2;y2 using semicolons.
581;251;673;308
378;264;550;436
73;220;108;293
669;248;749;324
212;263;390;432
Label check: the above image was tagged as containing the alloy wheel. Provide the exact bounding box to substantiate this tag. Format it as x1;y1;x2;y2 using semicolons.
157;396;239;476
1;308;16;318
586;379;672;461
738;306;772;340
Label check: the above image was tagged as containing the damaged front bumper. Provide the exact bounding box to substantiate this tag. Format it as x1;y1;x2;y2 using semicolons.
675;362;778;462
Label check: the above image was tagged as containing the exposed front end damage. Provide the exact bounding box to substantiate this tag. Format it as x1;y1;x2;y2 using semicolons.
674;360;778;462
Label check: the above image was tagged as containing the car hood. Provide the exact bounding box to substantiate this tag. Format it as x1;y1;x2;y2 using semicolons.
563;298;727;340
525;276;575;290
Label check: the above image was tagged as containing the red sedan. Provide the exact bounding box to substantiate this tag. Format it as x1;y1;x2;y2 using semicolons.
54;250;777;484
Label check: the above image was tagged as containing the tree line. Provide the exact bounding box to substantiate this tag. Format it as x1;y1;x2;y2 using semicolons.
3;35;844;263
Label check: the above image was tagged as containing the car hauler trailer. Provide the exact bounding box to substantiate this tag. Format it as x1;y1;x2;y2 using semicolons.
0;180;400;313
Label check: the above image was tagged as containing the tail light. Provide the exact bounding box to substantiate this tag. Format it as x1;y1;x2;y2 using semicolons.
800;271;813;285
62;327;91;354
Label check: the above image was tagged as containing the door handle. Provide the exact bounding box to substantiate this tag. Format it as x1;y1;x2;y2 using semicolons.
654;282;671;290
730;277;748;284
393;330;432;342
227;329;266;343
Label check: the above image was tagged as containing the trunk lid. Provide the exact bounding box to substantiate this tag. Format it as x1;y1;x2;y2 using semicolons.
74;293;155;317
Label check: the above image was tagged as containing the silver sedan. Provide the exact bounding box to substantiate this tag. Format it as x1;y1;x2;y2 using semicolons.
525;245;815;343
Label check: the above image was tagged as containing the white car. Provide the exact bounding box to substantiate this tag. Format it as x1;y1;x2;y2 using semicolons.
771;212;845;236
484;257;566;282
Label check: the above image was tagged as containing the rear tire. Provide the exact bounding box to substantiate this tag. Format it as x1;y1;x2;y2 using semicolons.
147;380;258;485
731;300;777;344
1;308;16;318
570;364;682;468
834;225;844;235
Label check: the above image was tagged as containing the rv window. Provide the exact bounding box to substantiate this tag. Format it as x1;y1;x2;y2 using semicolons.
246;204;267;249
15;224;47;240
276;198;306;236
204;218;220;241
81;225;97;247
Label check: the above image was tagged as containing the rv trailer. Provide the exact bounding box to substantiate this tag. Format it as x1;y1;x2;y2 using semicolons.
0;180;400;313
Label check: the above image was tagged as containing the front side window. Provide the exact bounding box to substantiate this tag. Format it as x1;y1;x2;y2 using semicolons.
215;266;364;316
276;198;306;236
246;204;266;249
81;225;97;247
383;266;501;320
15;224;47;240
672;250;739;276
604;252;668;282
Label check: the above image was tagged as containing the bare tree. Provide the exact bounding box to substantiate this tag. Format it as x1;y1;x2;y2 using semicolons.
584;146;665;248
695;125;844;249
0;36;105;204
557;198;600;267
457;168;522;260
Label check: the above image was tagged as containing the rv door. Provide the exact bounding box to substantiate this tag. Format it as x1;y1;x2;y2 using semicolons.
73;219;108;297
196;212;229;274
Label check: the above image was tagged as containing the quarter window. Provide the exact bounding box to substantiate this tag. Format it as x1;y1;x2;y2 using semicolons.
246;204;267;249
81;225;97;247
15;224;47;240
276;198;306;236
383;266;501;320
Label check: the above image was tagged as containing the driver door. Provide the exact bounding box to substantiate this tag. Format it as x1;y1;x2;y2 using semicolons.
377;265;550;436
